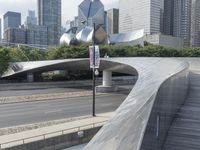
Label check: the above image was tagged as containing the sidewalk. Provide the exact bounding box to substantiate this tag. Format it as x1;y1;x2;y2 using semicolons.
0;112;113;149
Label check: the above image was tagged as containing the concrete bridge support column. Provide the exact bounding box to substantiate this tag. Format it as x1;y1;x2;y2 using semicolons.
96;70;118;93
27;72;34;82
103;70;112;87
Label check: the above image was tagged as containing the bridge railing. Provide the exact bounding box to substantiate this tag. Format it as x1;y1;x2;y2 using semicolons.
0;120;107;149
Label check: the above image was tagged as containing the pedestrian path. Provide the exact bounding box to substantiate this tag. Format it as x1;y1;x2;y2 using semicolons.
0;112;113;149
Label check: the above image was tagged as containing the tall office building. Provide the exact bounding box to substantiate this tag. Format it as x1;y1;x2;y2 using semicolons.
38;0;61;45
163;0;174;35
173;0;191;47
163;0;191;47
0;19;2;41
106;8;119;34
160;0;164;33
119;0;161;34
4;27;26;44
25;10;37;26
25;25;48;46
78;0;105;29
190;0;200;47
3;11;21;31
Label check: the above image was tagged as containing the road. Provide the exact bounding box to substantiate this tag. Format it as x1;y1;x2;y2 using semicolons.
0;93;127;128
0;87;91;97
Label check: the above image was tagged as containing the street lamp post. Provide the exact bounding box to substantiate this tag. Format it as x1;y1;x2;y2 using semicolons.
81;21;97;117
92;23;96;117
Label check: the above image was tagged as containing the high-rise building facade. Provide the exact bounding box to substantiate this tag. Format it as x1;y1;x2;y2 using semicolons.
4;27;26;44
3;11;21;31
163;0;191;47
173;0;191;47
119;0;161;34
38;0;61;45
25;25;48;46
78;0;105;29
163;0;174;35
25;10;37;26
190;0;200;47
0;19;2;41
106;8;119;34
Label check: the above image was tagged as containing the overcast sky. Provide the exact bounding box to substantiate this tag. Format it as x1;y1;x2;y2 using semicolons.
0;0;118;28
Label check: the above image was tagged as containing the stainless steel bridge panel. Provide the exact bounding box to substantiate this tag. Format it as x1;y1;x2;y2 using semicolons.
2;58;191;150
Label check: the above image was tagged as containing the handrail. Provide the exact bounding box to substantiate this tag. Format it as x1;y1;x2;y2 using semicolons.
0;120;107;149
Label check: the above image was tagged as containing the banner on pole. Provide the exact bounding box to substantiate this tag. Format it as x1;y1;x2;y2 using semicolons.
89;45;100;69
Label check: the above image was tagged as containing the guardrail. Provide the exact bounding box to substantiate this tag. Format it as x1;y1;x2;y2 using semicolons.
0;120;107;149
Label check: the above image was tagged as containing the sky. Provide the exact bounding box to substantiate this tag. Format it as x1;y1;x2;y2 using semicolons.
0;0;119;28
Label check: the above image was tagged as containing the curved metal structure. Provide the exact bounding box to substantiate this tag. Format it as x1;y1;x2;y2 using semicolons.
60;25;107;45
60;27;144;45
2;58;195;150
60;27;78;45
109;29;144;44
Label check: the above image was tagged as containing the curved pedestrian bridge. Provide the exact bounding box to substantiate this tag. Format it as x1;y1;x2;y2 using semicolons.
2;58;200;150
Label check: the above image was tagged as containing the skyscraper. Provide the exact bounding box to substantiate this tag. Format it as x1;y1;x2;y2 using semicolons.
4;27;26;44
173;0;191;47
25;25;48;46
190;0;200;47
3;11;21;31
106;8;119;34
78;0;105;29
119;0;161;34
0;19;2;41
163;0;191;47
25;10;37;26
38;0;61;45
163;0;174;35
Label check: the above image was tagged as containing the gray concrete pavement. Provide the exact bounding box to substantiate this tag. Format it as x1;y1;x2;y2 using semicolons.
0;93;126;128
64;144;86;150
0;113;112;149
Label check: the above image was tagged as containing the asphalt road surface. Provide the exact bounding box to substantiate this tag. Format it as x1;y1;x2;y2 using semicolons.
0;93;127;128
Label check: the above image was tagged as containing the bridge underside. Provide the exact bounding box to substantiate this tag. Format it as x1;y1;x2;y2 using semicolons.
2;58;200;150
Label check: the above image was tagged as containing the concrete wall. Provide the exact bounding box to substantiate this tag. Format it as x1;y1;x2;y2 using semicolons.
4;127;101;150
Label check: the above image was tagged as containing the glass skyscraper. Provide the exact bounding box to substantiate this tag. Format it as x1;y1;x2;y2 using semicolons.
190;0;200;47
119;0;161;34
78;0;105;30
163;0;191;47
106;8;119;34
25;10;37;26
0;19;1;40
38;0;61;45
3;11;21;31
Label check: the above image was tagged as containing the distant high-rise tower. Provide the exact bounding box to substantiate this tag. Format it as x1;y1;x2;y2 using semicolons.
190;0;200;47
173;0;191;47
119;0;161;34
38;0;61;45
0;19;2;40
3;11;21;31
25;10;37;26
78;0;105;29
163;0;191;47
163;0;174;35
106;8;119;34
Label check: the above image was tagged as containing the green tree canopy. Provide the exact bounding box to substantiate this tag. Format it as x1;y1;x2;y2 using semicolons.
0;47;11;76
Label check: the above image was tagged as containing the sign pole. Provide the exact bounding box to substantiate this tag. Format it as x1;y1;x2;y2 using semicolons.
92;23;96;117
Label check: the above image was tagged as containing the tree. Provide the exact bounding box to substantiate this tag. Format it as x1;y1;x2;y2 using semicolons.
0;47;11;76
